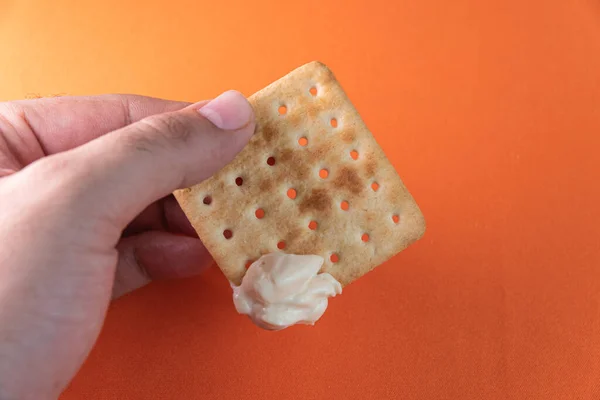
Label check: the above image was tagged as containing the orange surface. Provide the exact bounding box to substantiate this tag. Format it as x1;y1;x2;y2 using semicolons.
2;0;600;398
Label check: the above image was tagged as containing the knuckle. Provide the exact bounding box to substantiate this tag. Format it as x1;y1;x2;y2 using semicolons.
137;113;196;145
0;103;21;142
118;113;197;156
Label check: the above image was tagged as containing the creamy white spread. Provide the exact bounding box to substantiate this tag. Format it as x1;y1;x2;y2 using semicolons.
232;252;342;330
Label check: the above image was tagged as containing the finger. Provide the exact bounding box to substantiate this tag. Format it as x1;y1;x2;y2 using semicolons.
123;203;165;237
0;94;194;159
113;231;212;298
31;90;254;230
123;196;197;238
163;195;198;237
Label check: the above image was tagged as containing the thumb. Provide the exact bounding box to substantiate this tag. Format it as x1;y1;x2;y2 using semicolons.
58;90;255;227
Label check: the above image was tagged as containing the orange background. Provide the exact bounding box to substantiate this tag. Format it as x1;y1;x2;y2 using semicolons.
2;0;600;398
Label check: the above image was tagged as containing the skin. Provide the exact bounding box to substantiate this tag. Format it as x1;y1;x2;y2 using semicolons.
0;90;256;399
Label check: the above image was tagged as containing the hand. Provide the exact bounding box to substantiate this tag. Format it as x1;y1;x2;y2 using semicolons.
0;91;255;399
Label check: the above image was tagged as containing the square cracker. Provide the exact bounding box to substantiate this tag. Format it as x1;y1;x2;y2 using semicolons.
174;61;425;287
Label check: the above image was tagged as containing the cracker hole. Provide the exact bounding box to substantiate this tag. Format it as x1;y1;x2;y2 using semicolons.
277;241;286;250
361;233;370;242
223;229;233;239
278;105;287;115
203;196;212;205
267;156;276;166
298;137;308;146
287;188;297;199
309;87;318;96
319;169;329;179
330;118;338;128
350;150;359;160
330;253;340;263
340;200;349;211
235;177;243;186
392;214;400;224
255;208;265;219
308;220;318;230
371;182;380;192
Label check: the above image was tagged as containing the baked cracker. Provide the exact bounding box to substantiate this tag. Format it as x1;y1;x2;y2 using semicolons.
174;61;425;287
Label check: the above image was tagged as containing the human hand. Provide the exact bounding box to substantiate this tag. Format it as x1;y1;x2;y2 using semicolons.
0;91;255;399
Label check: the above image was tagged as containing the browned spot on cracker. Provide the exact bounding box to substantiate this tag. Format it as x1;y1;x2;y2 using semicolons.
365;152;377;177
298;188;331;214
293;166;311;181
287;112;302;128
259;179;273;192
261;122;278;144
333;166;363;195
279;148;294;163
307;105;319;119
305;102;325;120
340;128;356;144
285;227;303;248
307;142;331;164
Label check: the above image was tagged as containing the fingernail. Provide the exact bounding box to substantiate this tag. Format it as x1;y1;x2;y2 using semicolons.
197;90;253;130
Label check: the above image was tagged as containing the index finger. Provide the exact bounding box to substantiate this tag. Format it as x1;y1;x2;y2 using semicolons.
1;94;194;155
